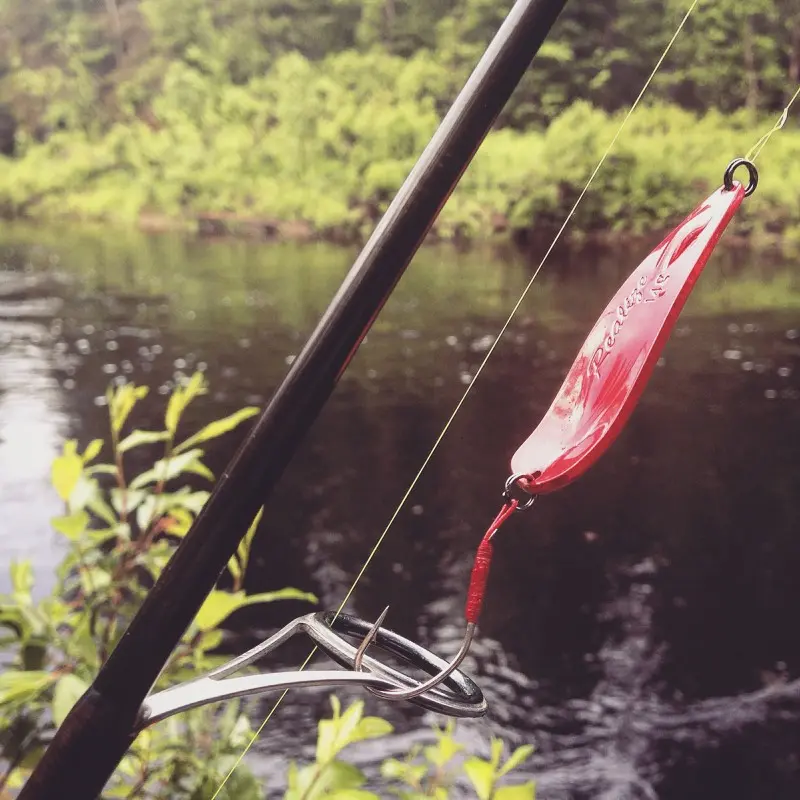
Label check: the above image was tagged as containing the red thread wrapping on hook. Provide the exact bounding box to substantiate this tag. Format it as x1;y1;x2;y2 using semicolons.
465;500;518;624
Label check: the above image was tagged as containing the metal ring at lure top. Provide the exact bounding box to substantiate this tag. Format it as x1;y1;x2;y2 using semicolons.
723;158;759;197
503;472;537;510
314;612;487;718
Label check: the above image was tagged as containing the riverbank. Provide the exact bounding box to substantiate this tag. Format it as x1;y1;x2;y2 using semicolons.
2;100;800;245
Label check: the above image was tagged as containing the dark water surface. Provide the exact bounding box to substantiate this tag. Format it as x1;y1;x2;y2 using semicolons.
1;222;799;798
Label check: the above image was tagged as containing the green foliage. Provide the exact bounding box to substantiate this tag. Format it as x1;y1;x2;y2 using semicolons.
0;374;316;797
286;698;536;799
3;93;800;240
663;0;793;113
0;0;799;238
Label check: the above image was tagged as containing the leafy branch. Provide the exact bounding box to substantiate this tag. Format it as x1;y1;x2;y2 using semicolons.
0;374;314;798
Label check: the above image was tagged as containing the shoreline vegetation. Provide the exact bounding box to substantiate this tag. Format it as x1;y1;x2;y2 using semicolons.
1;0;799;245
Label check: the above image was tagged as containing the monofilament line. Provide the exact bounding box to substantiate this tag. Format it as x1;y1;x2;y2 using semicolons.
746;83;800;163
210;1;700;794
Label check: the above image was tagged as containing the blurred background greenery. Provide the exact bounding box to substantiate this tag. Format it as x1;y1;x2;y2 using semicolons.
0;0;799;241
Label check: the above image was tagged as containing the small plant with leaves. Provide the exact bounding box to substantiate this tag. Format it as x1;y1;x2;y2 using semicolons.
286;697;536;799
285;695;393;799
0;373;317;797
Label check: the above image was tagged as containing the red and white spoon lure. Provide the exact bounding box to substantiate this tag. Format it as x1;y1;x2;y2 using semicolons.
466;157;759;625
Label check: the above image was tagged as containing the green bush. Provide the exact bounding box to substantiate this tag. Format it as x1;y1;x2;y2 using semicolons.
287;698;535;800
0;374;313;797
2;89;796;241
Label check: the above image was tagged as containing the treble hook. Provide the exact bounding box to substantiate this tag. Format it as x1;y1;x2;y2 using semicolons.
350;475;535;704
354;609;476;702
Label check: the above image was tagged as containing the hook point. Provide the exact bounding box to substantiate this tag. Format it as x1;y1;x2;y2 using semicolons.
354;606;390;671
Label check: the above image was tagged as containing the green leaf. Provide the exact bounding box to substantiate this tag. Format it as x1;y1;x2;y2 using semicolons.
379;758;411;781
164;507;194;537
329;695;341;720
229;712;253;748
118;429;170;454
1;616;25;645
52;443;83;501
498;745;535;778
110;488;147;515
165;372;207;433
108;384;149;436
0;670;55;706
320;760;365;792
194;588;316;632
136;540;173;579
193;591;245;632
226;554;242;583
68;475;101;514
463;758;495;800
494;783;536;800
173;407;259;454
52;674;89;726
165;396;182;436
10;560;34;603
102;785;133;798
87;525;128;546
116;754;141;778
85;464;118;477
6;760;44;790
81;439;104;464
217;699;242;740
136;493;165;532
229;506;263;582
335;700;364;747
87;495;118;526
184;459;215;481
51;511;90;541
353;716;393;742
197;629;223;653
286;762;316;798
129;449;211;490
64;615;99;670
240;588;317;608
490;737;504;769
424;727;463;768
170;489;210;515
286;761;300;791
79;567;112;595
316;717;338;764
317;699;363;763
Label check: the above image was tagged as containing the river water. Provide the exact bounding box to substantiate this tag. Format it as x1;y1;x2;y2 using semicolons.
1;223;799;798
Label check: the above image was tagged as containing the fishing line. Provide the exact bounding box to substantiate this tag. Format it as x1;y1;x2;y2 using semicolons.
746;83;800;162
210;1;700;794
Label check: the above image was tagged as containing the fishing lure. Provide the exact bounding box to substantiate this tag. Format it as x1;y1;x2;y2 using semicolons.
132;158;758;728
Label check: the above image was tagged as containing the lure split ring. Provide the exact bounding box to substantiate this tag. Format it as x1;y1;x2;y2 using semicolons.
724;157;759;197
503;472;538;510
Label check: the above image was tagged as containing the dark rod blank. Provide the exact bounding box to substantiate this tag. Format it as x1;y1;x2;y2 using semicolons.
19;0;570;796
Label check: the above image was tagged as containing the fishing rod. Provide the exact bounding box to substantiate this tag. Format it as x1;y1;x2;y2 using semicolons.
18;0;572;796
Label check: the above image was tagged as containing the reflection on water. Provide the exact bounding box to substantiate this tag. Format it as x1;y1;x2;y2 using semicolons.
0;223;799;797
0;273;69;595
